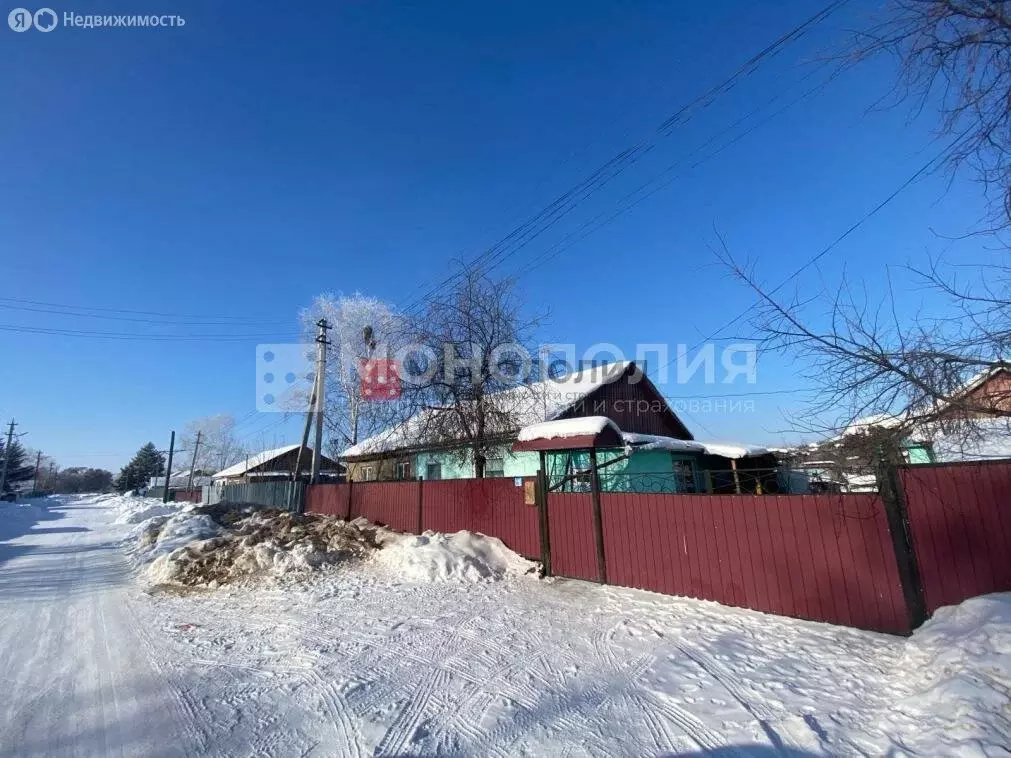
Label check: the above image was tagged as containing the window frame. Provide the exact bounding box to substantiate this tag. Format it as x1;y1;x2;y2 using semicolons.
484;456;505;478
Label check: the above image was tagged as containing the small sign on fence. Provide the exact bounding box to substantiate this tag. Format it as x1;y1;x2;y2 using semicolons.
523;480;536;505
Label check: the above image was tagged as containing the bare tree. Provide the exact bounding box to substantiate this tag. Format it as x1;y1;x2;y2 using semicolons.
402;264;544;478
721;241;1011;450
856;0;1011;224
181;414;247;473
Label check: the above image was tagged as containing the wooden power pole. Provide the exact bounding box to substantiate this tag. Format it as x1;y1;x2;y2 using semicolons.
0;419;17;494
163;431;175;504
186;430;202;490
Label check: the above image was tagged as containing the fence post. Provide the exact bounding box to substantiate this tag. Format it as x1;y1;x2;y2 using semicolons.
536;456;551;577
703;470;714;494
417;476;424;534
345;477;354;521
877;457;928;631
588;448;608;584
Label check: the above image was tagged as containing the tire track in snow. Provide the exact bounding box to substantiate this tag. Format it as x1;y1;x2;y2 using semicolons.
371;667;452;757
672;640;823;753
124;596;213;755
305;671;366;758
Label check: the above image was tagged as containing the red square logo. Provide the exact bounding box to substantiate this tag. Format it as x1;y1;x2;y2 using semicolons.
360;358;401;400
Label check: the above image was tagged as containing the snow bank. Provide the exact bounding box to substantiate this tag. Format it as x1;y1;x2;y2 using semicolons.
894;593;1011;753
132;512;222;566
141;508;380;587
375;530;536;583
114;497;181;525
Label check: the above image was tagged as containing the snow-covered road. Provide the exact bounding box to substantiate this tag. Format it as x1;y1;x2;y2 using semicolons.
1;494;1008;757
0;496;206;757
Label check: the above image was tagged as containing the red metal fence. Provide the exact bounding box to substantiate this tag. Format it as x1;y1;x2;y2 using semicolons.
172;488;202;503
306;477;540;559
900;461;1011;614
301;460;1011;635
594;493;907;633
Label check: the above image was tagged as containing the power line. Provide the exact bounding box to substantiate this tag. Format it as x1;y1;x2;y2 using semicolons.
653;128;974;380
0;324;300;342
394;0;850;317
0;302;292;327
0;296;290;324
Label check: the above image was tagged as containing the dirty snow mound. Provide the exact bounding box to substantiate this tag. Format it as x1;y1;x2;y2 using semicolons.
146;509;380;587
376;530;536;583
132;511;221;565
892;593;1011;754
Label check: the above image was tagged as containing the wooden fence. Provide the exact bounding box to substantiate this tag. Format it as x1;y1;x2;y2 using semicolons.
300;460;1011;635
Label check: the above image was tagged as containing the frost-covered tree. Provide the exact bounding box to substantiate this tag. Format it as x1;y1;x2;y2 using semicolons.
300;292;408;449
180;414;246;472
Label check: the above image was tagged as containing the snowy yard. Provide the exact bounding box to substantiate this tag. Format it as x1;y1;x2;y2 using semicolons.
1;494;1009;757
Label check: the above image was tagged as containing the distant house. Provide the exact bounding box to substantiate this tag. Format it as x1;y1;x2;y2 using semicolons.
780;367;1011;490
211;444;341;484
342;362;776;493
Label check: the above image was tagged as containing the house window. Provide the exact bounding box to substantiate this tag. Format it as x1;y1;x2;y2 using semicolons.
485;457;505;478
425;462;442;481
361;465;376;482
672;458;698;493
395;460;412;480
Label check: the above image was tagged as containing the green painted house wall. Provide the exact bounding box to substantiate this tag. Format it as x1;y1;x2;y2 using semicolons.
413;444;704;493
416;444;540;480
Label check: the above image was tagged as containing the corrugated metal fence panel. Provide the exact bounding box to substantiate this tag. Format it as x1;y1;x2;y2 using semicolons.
173;489;202;503
421;478;541;559
305;483;351;518
901;462;1011;614
547;493;598;581
351;481;418;532
600;492;908;634
219;481;303;512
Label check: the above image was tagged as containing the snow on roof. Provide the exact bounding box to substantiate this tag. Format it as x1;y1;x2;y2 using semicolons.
931;418;1011;462
211;444;302;480
342;362;634;458
621;432;769;459
516;416;621;442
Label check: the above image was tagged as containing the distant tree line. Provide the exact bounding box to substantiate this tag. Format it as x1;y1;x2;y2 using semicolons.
46;467;114;494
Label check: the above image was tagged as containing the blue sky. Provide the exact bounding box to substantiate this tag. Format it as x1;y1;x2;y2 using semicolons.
0;0;993;470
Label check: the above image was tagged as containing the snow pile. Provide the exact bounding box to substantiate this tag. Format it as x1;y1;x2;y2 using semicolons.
893;593;1011;753
131;511;222;566
113;495;181;525
144;508;380;587
375;530;536;583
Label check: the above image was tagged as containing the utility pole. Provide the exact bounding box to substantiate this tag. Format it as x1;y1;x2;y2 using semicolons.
311;318;331;483
186;430;202;490
31;450;42;496
0;419;17;494
163;431;175;504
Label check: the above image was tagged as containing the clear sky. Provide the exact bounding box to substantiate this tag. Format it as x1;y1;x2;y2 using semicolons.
0;0;992;470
